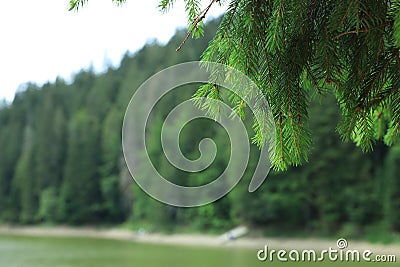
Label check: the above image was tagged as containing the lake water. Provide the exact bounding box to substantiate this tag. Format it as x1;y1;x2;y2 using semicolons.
0;234;396;267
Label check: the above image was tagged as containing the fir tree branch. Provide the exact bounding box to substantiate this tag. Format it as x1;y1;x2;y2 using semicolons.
305;64;323;95
307;0;318;19
332;20;394;40
338;1;354;29
176;0;219;51
257;29;272;86
278;112;285;165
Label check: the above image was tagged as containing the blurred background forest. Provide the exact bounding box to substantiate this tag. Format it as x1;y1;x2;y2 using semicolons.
0;18;399;242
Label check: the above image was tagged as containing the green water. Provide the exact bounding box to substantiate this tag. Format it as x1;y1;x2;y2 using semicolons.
0;235;396;267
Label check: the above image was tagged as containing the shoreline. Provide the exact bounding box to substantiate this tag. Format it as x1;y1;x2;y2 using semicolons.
0;225;399;257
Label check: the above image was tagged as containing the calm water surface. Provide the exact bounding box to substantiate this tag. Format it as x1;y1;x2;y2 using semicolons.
0;234;396;267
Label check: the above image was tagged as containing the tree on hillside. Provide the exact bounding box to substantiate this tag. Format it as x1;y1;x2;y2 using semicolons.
59;110;103;224
69;0;400;170
14;125;37;223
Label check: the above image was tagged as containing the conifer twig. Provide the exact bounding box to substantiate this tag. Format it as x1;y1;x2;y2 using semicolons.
332;20;394;40
176;0;218;51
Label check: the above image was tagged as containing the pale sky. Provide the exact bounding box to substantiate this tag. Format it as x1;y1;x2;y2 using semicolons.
0;0;226;101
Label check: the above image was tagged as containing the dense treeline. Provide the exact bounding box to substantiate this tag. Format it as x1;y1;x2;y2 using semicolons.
0;19;399;239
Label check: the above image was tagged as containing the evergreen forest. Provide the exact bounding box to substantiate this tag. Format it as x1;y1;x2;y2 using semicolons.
0;19;399;241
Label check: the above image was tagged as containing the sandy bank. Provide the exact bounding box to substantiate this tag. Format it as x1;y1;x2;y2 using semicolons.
0;225;399;258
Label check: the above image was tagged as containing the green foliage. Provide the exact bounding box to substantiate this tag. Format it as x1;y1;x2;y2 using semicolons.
59;110;103;224
70;0;400;171
197;0;400;170
158;0;177;12
69;0;125;11
392;1;400;47
0;18;399;240
184;0;205;38
380;144;400;231
37;187;58;222
14;125;37;223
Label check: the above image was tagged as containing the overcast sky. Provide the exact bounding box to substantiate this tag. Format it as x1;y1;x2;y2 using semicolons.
0;0;226;101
